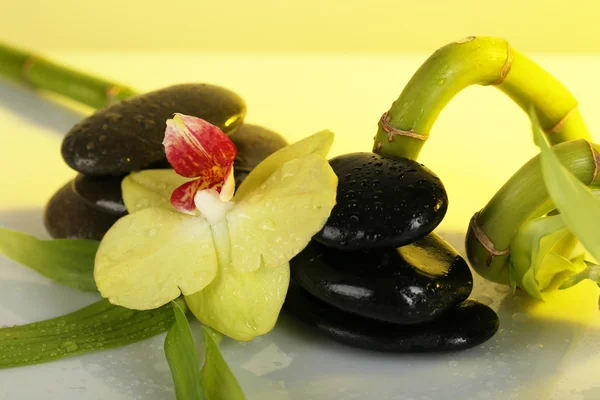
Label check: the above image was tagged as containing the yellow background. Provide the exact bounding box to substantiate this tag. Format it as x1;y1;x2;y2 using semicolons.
1;0;599;52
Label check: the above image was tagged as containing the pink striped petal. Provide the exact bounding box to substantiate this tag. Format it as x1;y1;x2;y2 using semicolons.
163;114;237;182
170;179;221;215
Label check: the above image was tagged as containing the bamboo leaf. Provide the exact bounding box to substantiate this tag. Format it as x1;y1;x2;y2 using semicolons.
0;227;98;292
201;326;246;400
531;108;600;266
164;301;205;400
0;299;176;369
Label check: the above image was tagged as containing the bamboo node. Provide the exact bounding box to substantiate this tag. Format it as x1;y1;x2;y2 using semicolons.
379;112;428;142
494;45;513;85
469;211;510;266
587;140;600;184
546;106;577;134
21;56;40;82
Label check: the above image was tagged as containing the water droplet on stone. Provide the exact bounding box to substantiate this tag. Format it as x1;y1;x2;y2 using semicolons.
448;360;459;367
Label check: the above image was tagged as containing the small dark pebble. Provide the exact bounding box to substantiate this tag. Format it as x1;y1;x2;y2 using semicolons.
73;174;127;216
290;233;472;324
284;281;499;353
44;180;120;240
61;84;246;176
314;152;448;250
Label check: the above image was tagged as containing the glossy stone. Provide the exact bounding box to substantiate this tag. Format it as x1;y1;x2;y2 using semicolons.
44;180;120;240
61;84;246;176
284;281;499;353
290;233;472;324
314;152;448;250
73;174;127;216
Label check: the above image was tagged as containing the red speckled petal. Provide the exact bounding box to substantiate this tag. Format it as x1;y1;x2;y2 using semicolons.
170;179;221;215
163;113;237;181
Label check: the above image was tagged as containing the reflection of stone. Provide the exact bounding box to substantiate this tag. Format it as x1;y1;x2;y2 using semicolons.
241;344;294;377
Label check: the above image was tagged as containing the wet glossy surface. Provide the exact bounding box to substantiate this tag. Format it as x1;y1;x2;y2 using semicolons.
73;174;127;216
61;84;246;176
284;281;499;353
290;233;472;324
314;153;448;250
44;180;120;240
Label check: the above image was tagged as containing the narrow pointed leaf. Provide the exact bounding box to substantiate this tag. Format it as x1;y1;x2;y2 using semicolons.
201;326;246;400
531;109;600;265
0;227;98;292
164;301;205;400
0;299;177;369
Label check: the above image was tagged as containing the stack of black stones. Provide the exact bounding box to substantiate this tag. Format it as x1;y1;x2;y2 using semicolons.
46;84;499;353
46;84;287;240
286;153;500;352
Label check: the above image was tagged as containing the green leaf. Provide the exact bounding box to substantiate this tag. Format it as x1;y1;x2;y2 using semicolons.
201;326;245;400
0;227;98;292
0;299;177;369
165;301;205;400
559;261;600;289
531;108;600;266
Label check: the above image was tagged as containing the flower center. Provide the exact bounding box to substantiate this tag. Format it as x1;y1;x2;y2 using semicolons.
194;189;234;224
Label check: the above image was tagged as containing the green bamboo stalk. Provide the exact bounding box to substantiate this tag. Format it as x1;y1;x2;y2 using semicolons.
0;43;138;109
465;139;600;284
373;36;590;160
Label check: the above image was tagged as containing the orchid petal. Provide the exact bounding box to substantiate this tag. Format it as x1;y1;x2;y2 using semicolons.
122;169;192;213
94;207;218;310
185;262;289;342
171;179;217;216
227;153;337;272
234;130;334;201
219;167;236;202
164;114;237;182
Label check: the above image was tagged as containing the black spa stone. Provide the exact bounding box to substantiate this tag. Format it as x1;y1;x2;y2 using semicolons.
314;152;448;250
44;180;120;240
283;281;499;353
290;233;472;324
73;174;127;216
61;84;246;176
